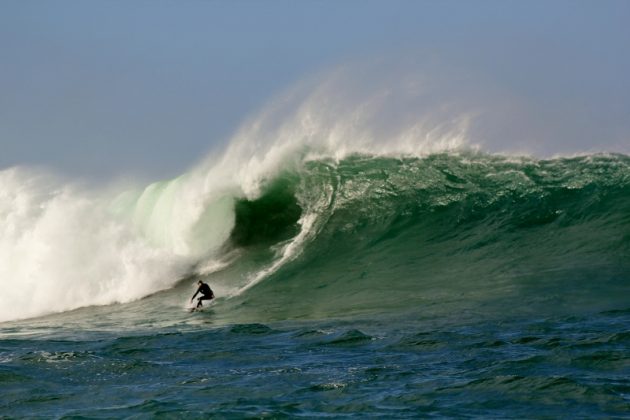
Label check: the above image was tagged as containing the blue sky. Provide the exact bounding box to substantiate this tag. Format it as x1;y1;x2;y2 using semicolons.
1;0;629;180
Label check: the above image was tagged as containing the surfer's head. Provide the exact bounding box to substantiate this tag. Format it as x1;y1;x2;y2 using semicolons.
198;280;203;285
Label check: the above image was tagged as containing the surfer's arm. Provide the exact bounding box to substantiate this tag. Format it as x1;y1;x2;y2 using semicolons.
191;288;200;301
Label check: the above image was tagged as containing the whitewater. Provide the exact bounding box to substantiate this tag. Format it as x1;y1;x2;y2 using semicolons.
1;75;629;417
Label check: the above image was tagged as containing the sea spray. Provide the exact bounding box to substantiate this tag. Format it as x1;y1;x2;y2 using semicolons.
0;69;474;322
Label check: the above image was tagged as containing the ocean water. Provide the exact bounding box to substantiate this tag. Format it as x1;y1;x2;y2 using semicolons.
1;152;629;417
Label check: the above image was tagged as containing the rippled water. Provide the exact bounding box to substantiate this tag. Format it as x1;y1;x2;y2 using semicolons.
1;305;628;417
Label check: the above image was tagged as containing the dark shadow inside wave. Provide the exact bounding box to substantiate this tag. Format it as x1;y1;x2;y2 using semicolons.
230;176;303;247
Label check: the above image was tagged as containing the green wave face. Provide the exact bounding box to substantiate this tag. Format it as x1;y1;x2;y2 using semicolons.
218;153;630;322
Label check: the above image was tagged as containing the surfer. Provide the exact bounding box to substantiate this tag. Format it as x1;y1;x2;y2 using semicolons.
191;280;214;308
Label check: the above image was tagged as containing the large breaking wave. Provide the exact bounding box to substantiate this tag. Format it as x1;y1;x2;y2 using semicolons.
0;70;469;322
1;70;629;323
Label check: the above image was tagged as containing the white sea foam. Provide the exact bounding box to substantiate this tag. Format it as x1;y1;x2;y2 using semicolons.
0;168;189;322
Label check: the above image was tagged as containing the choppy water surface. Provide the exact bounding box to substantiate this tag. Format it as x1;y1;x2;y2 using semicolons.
2;307;629;417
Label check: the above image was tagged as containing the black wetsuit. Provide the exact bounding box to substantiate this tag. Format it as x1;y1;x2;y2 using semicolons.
192;282;214;308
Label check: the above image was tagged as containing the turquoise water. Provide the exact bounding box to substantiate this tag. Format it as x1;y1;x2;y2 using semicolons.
1;153;629;417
